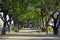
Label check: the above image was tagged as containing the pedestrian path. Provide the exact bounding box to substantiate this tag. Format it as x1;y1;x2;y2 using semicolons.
0;35;60;40
0;30;60;40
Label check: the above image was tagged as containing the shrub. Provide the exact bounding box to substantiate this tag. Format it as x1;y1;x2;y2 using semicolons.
37;30;41;33
41;27;46;32
58;28;60;32
48;26;53;32
14;26;19;32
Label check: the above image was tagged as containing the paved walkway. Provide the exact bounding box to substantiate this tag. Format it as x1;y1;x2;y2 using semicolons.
0;30;60;40
0;36;60;40
0;32;60;40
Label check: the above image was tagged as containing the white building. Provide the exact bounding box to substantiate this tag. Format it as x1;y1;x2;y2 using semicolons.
49;18;54;26
0;12;4;32
0;12;4;27
0;12;14;32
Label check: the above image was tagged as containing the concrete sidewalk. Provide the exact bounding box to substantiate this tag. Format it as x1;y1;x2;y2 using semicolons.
0;32;60;40
0;32;60;37
0;35;60;40
0;30;60;37
0;30;60;40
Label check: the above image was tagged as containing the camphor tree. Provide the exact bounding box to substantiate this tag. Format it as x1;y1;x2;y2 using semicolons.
1;0;30;35
1;0;60;35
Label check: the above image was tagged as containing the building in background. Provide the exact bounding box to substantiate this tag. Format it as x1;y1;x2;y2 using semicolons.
0;12;4;32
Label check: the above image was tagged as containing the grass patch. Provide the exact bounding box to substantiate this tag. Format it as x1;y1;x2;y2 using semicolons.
58;28;60;32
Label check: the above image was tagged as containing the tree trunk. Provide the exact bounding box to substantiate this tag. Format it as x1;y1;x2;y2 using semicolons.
53;27;58;35
53;19;58;35
46;21;48;35
7;22;11;32
1;11;7;35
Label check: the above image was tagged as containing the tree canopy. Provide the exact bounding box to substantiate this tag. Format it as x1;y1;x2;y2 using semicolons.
1;0;60;35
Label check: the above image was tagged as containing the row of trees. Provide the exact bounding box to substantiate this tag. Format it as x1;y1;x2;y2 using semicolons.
1;0;60;35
